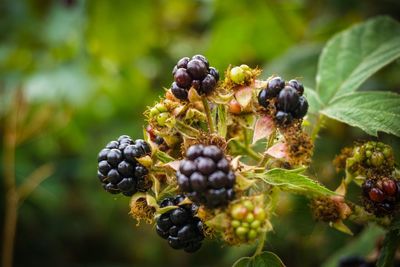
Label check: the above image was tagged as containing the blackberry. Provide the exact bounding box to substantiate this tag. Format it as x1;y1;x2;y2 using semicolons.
209;67;219;81
257;77;309;123
287;79;304;95
267;77;285;97
156;195;204;253
292;96;308;119
277;86;299;113
275;111;293;124
174;68;192;88
171;55;219;100
362;177;399;216
171;82;188;100
177;145;236;208
97;135;152;196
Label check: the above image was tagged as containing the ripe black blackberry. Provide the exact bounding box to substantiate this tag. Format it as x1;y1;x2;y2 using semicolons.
177;144;236;208
156;195;204;253
258;78;308;124
171;55;220;100
258;77;285;108
362;177;399;216
97;135;152;196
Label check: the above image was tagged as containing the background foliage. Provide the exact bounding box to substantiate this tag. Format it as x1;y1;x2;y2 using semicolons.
1;0;400;266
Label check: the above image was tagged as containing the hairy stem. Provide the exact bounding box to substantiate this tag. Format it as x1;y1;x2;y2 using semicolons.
201;96;215;134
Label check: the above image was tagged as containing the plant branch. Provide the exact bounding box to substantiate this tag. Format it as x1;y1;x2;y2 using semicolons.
2;91;20;267
17;163;54;205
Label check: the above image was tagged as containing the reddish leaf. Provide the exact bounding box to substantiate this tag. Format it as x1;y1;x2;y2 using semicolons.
253;115;275;144
235;86;253;109
266;142;288;159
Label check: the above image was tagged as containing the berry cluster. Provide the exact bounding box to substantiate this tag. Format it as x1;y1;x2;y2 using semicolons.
171;55;219;100
229;199;266;242
258;77;308;124
351;142;395;173
149;103;169;127
362;177;400;216
156;195;204;253
229;64;252;85
177;145;236;208
97;136;152;196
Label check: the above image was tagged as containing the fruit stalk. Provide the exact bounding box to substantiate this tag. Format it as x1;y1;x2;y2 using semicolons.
201;96;216;134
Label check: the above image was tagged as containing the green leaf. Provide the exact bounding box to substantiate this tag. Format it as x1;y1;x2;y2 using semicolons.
304;87;323;114
255;168;336;196
320;91;400;137
322;225;385;267
316;16;400;105
232;252;285;267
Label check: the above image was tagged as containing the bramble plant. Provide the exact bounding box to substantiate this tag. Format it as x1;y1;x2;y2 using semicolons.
96;16;400;266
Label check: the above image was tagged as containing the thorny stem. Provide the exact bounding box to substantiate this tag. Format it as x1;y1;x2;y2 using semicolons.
201;96;215;134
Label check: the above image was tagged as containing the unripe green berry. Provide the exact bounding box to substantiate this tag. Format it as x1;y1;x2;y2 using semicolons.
243;200;254;211
250;220;261;229
240;64;251;72
231;204;247;220
366;150;372;158
247;229;258;240
246;213;255;223
231;220;241;228
157;112;169;126
241;222;250;228
383;147;392;158
150;107;160;117
353;148;364;161
230;66;246;84
155;103;168;113
370;152;384;167
235;227;248;237
253;207;266;221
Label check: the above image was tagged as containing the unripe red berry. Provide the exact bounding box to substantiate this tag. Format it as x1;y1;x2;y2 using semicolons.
382;179;397;196
229;99;242;114
368;188;385;202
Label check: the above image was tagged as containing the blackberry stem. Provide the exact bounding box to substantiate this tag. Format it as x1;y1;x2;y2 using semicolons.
201;96;216;134
233;140;262;161
253;231;266;256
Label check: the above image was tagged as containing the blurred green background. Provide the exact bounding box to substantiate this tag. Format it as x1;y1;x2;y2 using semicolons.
1;0;400;266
